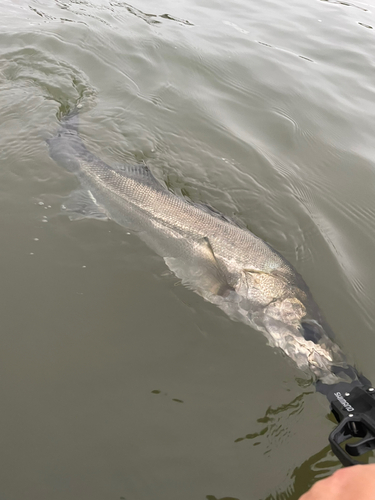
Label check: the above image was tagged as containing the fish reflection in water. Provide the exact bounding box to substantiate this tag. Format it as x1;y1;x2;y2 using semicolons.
48;107;359;386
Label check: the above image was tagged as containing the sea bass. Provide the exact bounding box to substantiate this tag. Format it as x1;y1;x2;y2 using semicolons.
48;109;354;384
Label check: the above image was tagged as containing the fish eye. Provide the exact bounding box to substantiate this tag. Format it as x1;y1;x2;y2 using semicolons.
301;321;322;344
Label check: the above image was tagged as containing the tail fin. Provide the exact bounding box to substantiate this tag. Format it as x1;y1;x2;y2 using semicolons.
58;105;81;131
48;105;86;173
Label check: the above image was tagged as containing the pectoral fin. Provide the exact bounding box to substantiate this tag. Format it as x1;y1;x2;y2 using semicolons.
163;236;234;298
243;267;288;282
201;237;234;297
243;267;270;275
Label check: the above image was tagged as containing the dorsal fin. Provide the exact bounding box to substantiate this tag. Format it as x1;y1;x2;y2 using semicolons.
109;163;168;191
186;200;243;228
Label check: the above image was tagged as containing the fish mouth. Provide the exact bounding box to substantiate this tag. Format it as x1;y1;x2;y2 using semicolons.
262;313;354;383
267;319;331;361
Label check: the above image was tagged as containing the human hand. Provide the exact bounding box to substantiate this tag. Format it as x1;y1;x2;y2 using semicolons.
299;464;375;500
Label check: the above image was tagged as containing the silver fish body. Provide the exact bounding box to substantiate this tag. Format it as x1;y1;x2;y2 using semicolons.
48;110;354;384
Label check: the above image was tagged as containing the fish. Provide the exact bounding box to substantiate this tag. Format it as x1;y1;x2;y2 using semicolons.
47;108;357;385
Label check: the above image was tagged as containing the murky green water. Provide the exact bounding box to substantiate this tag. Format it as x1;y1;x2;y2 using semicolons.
1;0;375;498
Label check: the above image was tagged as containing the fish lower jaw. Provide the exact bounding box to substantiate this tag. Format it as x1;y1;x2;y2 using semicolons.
264;328;337;378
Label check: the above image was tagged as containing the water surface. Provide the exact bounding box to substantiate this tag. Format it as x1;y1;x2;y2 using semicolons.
1;0;375;498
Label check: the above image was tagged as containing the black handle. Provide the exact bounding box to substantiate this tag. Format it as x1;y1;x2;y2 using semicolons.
326;384;375;466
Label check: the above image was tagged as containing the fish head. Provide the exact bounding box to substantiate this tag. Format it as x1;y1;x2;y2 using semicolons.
236;270;346;382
